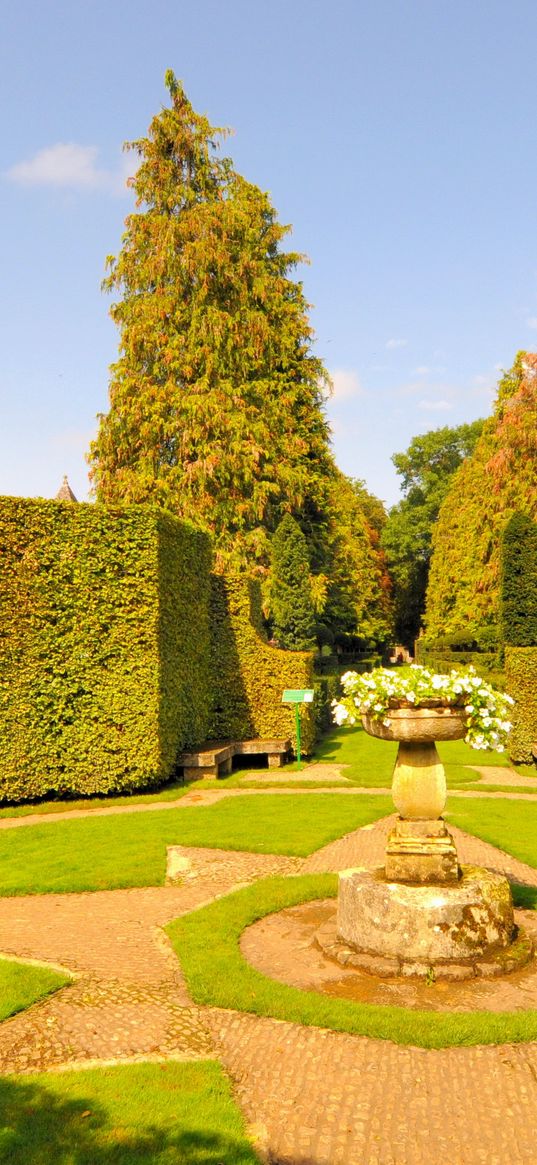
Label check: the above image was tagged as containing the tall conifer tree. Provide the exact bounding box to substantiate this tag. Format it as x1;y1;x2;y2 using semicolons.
89;71;333;568
270;514;316;650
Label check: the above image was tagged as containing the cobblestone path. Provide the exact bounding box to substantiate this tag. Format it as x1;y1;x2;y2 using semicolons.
0;849;300;1072
1;814;537;1162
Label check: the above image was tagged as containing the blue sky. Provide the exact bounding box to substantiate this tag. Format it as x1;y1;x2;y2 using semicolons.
2;0;537;507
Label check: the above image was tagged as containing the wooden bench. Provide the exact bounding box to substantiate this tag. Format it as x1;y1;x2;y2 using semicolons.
179;738;292;781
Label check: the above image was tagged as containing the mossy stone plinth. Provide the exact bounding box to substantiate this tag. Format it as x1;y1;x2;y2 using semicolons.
385;817;459;884
337;865;515;967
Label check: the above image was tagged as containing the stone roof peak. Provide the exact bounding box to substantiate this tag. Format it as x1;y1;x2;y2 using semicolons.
56;476;78;503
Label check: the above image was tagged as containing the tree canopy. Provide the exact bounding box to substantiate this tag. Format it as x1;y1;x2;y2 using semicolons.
89;71;333;569
381;421;484;647
89;72;392;646
425;353;537;641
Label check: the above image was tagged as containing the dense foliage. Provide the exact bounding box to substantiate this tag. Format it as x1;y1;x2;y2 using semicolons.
382;421;484;648
270;514;316;650
0;497;320;801
89;71;333;571
425;353;537;641
504;647;537;763
209;573;316;752
320;472;393;642
501;512;537;647
88;72;392;646
0;498;212;800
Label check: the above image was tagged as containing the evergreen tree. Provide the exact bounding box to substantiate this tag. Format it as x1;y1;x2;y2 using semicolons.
381;421;484;647
270;514;316;650
501;512;537;646
89;71;333;569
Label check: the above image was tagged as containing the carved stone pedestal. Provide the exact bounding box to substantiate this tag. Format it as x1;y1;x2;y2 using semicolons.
385;817;459;884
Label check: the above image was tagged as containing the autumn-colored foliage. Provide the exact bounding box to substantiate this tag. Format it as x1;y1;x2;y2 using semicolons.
88;72;391;644
89;72;332;570
424;353;537;641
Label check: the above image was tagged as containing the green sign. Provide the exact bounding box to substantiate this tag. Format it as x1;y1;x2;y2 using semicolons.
281;690;314;770
281;689;314;704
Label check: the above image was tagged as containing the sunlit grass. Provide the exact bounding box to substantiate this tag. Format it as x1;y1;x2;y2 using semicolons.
0;794;392;895
0;1060;260;1164
447;798;537;869
168;874;537;1049
0;956;70;1022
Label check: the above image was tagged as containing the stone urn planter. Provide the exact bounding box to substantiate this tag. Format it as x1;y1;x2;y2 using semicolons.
362;702;467;883
327;671;528;978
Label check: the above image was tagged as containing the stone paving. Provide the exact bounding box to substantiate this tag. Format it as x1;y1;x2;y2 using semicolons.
1;804;537;1161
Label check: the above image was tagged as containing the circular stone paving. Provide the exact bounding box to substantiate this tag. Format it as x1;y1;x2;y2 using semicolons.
240;899;537;1012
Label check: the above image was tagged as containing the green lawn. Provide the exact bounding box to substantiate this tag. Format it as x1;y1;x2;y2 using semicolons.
168;874;537;1049
0;1060;260;1164
0;794;392;895
312;724;511;789
447;798;537;869
0;780;190;820
0;956;70;1022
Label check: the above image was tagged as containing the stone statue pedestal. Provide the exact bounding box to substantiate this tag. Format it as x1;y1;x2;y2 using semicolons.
363;707;464;886
321;700;532;978
314;864;533;980
385;817;459;883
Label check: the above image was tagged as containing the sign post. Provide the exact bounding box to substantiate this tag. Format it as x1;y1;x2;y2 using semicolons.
281;689;314;770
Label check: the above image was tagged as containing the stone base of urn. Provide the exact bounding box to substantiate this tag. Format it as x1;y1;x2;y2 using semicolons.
385;817;459;884
319;864;531;980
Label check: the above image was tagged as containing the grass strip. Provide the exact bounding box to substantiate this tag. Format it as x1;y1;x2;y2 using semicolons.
168;874;537;1049
0;782;190;820
0;1059;260;1163
462;785;537;796
0;956;70;1022
447;798;537;869
0;795;392;895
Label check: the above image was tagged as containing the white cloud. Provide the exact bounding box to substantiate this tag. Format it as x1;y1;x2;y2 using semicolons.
6;143;132;195
328;368;363;400
418;399;452;411
527;317;537;330
386;338;408;350
413;364;447;377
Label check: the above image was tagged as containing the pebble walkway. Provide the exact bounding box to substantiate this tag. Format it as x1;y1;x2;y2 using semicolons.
1;802;537;1162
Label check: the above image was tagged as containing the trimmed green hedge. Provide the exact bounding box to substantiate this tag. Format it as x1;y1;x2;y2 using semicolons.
501;512;537;647
505;646;537;764
209;574;315;753
0;498;212;800
414;639;503;686
313;674;340;738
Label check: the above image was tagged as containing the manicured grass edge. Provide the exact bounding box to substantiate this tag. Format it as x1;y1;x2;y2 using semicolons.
0;956;71;1023
167;873;537;1050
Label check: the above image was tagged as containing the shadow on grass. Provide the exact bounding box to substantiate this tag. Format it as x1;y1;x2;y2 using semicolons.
511;882;537;909
0;1077;259;1165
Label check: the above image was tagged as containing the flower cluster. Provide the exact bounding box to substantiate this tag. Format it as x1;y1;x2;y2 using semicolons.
332;665;514;751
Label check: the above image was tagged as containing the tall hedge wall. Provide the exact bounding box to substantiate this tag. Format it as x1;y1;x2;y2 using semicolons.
209;574;316;753
0;498;212;800
505;647;537;764
501;512;537;647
